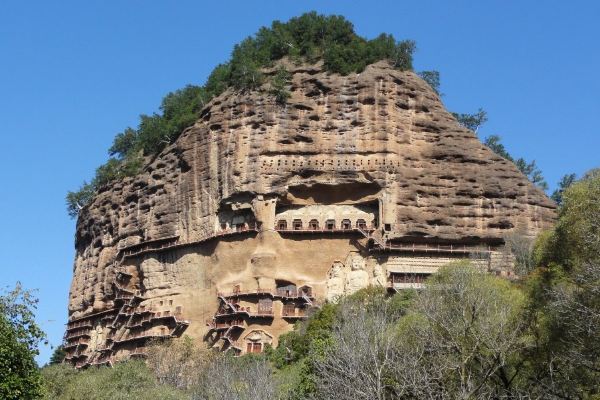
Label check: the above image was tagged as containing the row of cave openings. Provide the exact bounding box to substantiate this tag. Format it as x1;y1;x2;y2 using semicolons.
206;280;315;355
276;217;374;231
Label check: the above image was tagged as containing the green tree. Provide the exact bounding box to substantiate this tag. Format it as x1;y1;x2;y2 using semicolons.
269;66;292;105
418;70;441;95
394;263;529;398
551;173;577;205
108;127;138;159
48;345;66;366
41;361;187;400
452;108;488;133
65;181;95;219
484;134;548;190
484;134;512;160
0;283;46;400
525;171;600;397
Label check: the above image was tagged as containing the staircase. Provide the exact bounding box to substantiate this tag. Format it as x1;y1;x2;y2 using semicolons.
356;226;386;249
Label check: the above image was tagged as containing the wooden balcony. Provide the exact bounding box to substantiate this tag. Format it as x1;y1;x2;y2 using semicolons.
215;305;274;319
64;330;91;341
66;320;93;331
63;337;90;349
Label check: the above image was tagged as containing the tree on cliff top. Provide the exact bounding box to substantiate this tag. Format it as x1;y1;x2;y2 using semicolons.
66;12;416;218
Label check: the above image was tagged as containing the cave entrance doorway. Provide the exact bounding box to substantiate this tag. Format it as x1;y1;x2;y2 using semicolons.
293;219;303;230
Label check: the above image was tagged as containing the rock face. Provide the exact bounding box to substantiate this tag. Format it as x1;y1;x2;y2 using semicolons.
64;61;555;366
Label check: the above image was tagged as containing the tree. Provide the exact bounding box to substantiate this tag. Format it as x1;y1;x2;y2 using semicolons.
551;173;577;205
484;134;512;160
0;283;46;400
551;171;600;268
398;263;530;398
514;158;547;190
269;66;292;105
65;181;95;219
312;289;409;400
418;70;441;95
146;337;208;389
41;360;187;400
452;108;488;133
503;231;536;275
484;135;548;190
192;354;278;400
48;345;66;365
108;127;138;159
524;171;600;398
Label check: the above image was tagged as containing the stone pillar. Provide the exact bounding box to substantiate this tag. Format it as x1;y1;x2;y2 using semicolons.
252;196;277;230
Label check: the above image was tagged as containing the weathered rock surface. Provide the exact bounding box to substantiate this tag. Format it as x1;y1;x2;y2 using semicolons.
65;61;555;365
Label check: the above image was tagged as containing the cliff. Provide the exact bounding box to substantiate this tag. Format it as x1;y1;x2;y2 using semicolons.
65;60;555;366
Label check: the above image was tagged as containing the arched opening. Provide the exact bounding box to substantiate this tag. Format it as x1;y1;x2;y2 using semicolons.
277;220;287;230
235;222;246;232
293;219;303;230
244;330;273;354
356;219;367;229
325;219;336;230
341;219;352;230
308;219;319;230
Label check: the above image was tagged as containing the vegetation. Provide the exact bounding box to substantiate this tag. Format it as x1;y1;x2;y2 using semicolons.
551;173;577;204
484;135;548;190
418;70;441;95
48;346;66;366
0;283;46;400
41;361;187;400
452;104;549;190
45;171;600;399
66;12;416;218
452;108;488;133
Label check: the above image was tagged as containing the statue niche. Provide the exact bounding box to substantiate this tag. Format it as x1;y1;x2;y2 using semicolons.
326;252;373;301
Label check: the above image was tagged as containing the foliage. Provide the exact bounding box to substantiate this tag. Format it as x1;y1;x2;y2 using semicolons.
66;12;416;217
266;302;339;399
41;361;187;400
522;169;600;398
547;171;600;269
503;231;536;275
452;108;488;133
146;336;209;389
48;345;66;365
402;263;529;398
192;353;279;400
269;67;292;105
550;173;577;205
65;181;95;219
0;283;46;400
418;70;441;95
484;134;548;190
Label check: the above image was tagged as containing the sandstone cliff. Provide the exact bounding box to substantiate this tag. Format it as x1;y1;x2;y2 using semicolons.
65;61;555;365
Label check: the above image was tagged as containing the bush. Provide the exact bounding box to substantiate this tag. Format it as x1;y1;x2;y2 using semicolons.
41;361;187;400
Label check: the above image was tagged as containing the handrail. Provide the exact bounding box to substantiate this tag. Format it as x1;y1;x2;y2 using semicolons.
122;225;259;259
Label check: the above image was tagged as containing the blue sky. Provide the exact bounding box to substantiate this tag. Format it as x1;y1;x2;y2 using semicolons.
1;1;598;364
